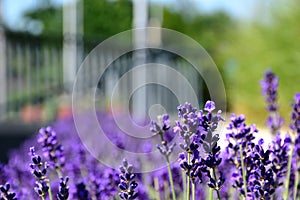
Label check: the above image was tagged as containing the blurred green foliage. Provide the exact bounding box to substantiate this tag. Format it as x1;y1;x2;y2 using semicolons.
219;0;300;126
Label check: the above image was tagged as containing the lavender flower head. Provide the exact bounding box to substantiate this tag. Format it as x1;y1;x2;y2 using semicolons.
291;93;300;175
0;183;17;200
150;114;176;158
260;69;283;134
269;134;291;187
57;177;69;200
175;101;225;196
29;147;49;198
118;159;138;200
174;102;201;152
226;114;257;197
38;127;65;170
290;93;300;134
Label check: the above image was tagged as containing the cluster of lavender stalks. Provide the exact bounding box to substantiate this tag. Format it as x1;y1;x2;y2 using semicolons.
0;69;299;200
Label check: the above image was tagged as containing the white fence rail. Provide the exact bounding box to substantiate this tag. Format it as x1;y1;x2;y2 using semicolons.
1;31;205;123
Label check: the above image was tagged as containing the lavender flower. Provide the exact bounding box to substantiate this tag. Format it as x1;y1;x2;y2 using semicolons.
150;114;176;159
175;101;224;199
178;142;208;184
200;101;225;197
290;93;300;134
269;134;291;188
150;114;177;200
118;159;138;200
0;183;17;200
90;168;120;199
290;93;300;199
174;102;200;152
226;114;257;165
75;182;91;200
226;114;258;197
260;69;284;134
57;177;69;200
29;147;50;199
246;140;276;199
38;126;65;171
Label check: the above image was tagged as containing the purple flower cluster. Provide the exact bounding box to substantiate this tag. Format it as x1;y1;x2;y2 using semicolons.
29;147;50;199
261;69;284;134
57;177;69;200
0;183;17;200
174;101;225;198
118;159;138;200
150;114;176;159
269;134;291;187
38;127;65;171
226;114;257;196
226;113;292;199
290;93;300;198
0;69;299;199
291;93;300;134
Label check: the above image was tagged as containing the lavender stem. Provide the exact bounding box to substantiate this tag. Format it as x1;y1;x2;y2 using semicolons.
293;163;299;200
47;180;53;200
166;159;177;200
212;167;221;200
154;177;161;200
186;153;191;200
284;146;293;200
239;145;247;198
192;181;195;200
181;170;187;199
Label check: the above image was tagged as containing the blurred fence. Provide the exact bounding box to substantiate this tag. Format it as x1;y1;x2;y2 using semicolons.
0;30;205;124
3;31;64;123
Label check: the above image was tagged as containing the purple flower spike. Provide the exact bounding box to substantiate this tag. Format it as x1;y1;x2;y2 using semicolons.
150;114;171;133
176;101;224;196
75;182;91;200
57;177;69;200
269;134;291;187
204;101;215;112
29;147;50;198
38;126;65;170
150;114;176;159
118;159;138;200
290;93;300;134
260;69;284;134
0;183;17;200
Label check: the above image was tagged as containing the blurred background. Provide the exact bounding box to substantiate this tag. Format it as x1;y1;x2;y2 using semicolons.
0;0;299;162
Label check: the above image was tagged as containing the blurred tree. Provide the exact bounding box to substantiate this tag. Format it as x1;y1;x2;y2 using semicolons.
24;5;62;35
221;0;300;126
22;0;233;48
23;0;132;40
163;7;233;53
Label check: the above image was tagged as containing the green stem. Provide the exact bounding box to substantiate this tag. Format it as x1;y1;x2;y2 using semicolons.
207;187;213;200
154;177;161;200
293;159;299;200
47;179;53;200
166;158;177;200
164;181;169;200
212;167;221;200
56;168;62;178
182;170;187;199
239;145;247;197
187;153;191;200
284;146;293;200
192;181;196;200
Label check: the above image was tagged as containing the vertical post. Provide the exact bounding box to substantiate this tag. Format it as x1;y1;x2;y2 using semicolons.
63;0;81;93
132;0;148;122
0;0;7;120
